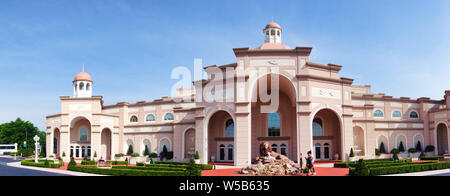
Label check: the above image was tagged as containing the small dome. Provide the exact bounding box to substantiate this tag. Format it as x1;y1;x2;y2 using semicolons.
263;22;282;32
73;72;93;82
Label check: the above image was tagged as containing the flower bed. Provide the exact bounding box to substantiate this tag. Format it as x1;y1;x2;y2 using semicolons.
21;159;63;168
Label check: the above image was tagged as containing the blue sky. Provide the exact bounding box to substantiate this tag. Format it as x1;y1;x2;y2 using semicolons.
1;0;450;131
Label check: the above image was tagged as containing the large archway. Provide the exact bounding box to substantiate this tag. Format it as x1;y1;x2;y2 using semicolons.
101;128;112;160
437;123;449;155
352;126;365;156
250;73;298;162
312;109;342;160
69;117;92;159
207;110;235;164
184;128;196;160
53;128;60;158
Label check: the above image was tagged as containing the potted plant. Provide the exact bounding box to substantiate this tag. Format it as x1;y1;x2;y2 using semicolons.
194;151;200;164
408;148;417;158
425;145;435;156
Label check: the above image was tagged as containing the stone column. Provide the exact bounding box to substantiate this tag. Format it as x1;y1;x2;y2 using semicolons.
195;116;206;164
342;114;354;161
298;113;312;162
235;111;251;167
60;126;70;162
91;126;101;160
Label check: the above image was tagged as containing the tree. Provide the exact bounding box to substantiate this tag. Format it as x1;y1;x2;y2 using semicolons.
416;141;423;152
195;151;200;160
0;118;45;156
379;142;386;154
127;145;133;155
349;148;355;158
144;145;150;156
399;141;405;152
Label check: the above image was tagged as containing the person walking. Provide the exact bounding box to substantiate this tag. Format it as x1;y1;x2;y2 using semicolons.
305;151;316;176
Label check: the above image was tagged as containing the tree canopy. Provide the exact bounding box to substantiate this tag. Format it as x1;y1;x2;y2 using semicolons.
0;118;46;155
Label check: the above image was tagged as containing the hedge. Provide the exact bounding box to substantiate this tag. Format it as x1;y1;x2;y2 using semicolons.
68;165;191;176
156;161;213;170
21;159;63;168
81;160;97;165
334;159;411;168
106;161;128;165
114;166;187;172
367;162;450;176
419;156;444;161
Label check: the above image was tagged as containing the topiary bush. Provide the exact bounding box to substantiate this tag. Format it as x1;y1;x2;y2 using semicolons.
195;151;200;160
349;148;355;158
131;153;140;157
144;145;150;156
425;145;435;153
68;157;77;169
399;142;405;153
408;148;417;154
416;141;423;152
392;153;399;161
149;152;158;158
127;145;133;155
379;142;386;154
375;149;381;156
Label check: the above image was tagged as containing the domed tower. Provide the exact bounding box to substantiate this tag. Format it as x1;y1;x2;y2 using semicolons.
263;22;282;44
255;22;290;50
73;71;93;98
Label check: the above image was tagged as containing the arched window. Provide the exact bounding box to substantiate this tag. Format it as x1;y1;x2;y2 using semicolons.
81;146;86;158
79;127;87;141
86;83;90;91
392;111;402;118
374;110;384;117
313;118;323;136
53;138;58;154
130;115;138;123
79;82;84;90
280;144;287;156
268;112;280;137
225;119;234;138
271;29;275;35
164;113;174;121
272;144;278;153
409;111;419;119
146;114;155;122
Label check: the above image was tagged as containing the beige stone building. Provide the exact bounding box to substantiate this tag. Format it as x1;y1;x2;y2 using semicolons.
46;22;450;167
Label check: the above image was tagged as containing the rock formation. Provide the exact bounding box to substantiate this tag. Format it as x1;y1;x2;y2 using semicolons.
240;142;301;176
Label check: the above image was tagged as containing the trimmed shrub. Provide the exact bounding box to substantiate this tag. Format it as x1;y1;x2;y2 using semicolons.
21;159;62;168
425;145;435;153
419;152;426;159
392;153;399;161
375;149;381;156
62;152;66;157
144;145;150;156
419;156;444;161
416;141;423;152
185;158;201;176
398;142;405;153
349;148;354;158
68;157;77;169
149;152;158;158
354;159;369;176
167;152;174;160
106;161;128;165
195;151;200;160
131;153;140;157
408;148;417;154
68;165;187;176
115;153;124;157
93;151;97;158
379;142;386;154
391;148;400;155
127;145;133;155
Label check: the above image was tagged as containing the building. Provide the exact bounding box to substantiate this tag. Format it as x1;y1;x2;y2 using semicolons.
46;22;450;166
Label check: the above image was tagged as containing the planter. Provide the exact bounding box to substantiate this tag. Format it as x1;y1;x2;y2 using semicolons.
194;159;200;164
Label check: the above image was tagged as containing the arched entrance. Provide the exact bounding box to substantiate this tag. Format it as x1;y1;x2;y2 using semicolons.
184;128;196;160
437;123;449;155
207;110;234;163
312;109;342;160
352;126;365;156
53;128;60;158
69;117;92;159
101;128;112;160
250;74;298;162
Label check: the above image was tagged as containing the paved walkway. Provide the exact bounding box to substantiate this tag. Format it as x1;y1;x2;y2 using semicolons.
385;169;450;176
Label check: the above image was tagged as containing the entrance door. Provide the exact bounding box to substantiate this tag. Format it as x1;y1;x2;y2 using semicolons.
324;143;330;160
218;143;233;162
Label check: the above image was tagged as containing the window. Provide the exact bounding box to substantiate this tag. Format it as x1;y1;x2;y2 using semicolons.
146;114;155;122
324;143;330;159
79;128;87;141
280;144;287;156
130;115;138;123
315;143;321;159
409;111;419;119
268;112;281;137
392;111;402;118
86;83;90;90
272;144;278;153
53;138;57;154
227;144;233;161
313;118;323;136
225;119;234;138
220;144;225;160
164;113;174;121
374;110;384;117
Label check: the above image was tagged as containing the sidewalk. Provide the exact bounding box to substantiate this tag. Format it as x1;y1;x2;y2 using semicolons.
384;169;450;176
6;161;103;176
